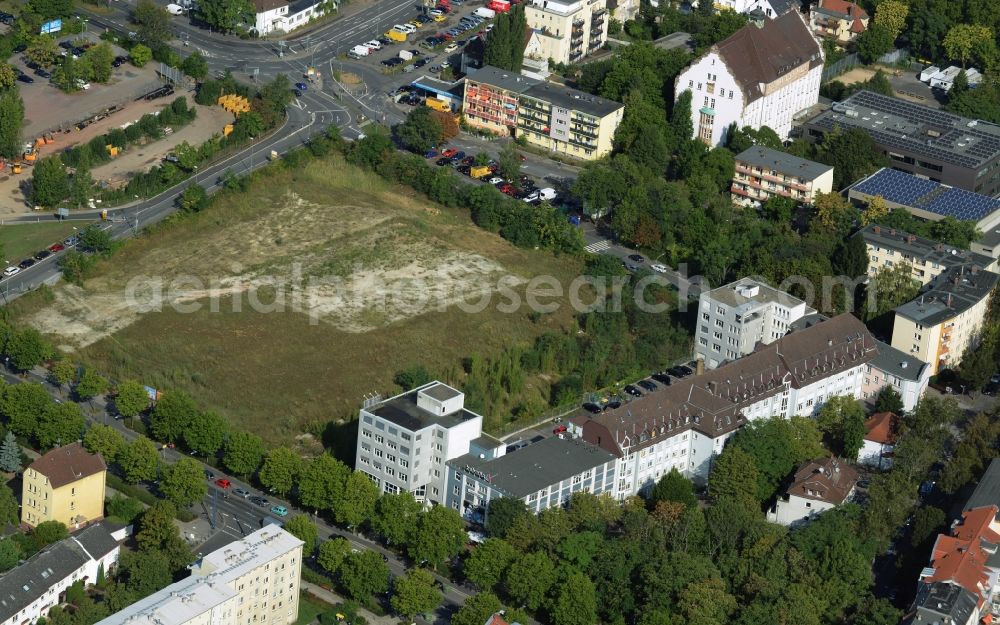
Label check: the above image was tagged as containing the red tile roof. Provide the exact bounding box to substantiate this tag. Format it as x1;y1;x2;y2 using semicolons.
864;412;898;445
28;442;106;489
818;0;868;20
924;506;1000;606
850;18;866;33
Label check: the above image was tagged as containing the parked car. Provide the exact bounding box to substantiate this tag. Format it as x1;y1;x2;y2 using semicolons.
233;488;251;498
63;236;78;247
113;56;127;67
553;424;568;435
270;505;289;517
449;150;466;161
605;399;622;410
435;157;451;166
444;42;458;52
33;250;50;260
582;402;602;414
16;74;33;83
624;384;643;397
34;67;51;78
637;379;658;392
652;372;672;385
424;150;438;158
204;469;216;480
2;267;20;278
650;263;667;273
48;243;64;253
215;478;232;489
295;82;308;91
488;176;503;185
441;148;458;157
249;496;269;507
627;254;644;263
17;258;35;269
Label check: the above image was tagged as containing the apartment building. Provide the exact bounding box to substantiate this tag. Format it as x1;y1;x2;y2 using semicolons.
862;340;932;413
767;458;858;526
462;66;540;135
860;224;998;286
891;265;998;375
731;145;834;206
674;11;823;146
809;0;868;43
524;0;609;66
517;81;623;160
354;381;483;505
0;523;120;625
695;277;815;369
445;435;617;519
97;527;303;625
802;91;1000;196
706;0;798;17
22;442;107;531
850;169;1000;238
576;314;881;489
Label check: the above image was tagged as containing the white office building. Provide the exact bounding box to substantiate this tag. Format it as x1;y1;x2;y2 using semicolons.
355;381;484;505
695;277;815;369
674;10;823;146
96;527;303;625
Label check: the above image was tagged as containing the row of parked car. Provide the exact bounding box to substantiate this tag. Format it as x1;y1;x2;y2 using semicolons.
421;13;491;48
2;236;77;279
582;365;696;413
425;148;558;202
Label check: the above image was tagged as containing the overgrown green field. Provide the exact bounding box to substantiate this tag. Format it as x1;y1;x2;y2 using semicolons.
0;222;79;266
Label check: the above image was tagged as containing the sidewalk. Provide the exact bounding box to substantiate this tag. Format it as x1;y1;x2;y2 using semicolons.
300;580;397;625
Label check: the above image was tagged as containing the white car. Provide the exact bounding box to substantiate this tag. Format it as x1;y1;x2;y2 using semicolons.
428;8;443;16
3;266;20;277
76;79;91;90
650;263;668;274
444;42;458;52
392;24;409;33
488;177;503;185
398;23;417;33
365;40;382;50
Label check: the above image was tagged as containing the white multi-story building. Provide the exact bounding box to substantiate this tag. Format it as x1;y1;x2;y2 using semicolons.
577;313;882;489
674;10;823;147
697;0;798;18
695;278;815;369
96;527;303;625
355;381;483;505
0;523;120;625
524;0;609;66
767;458;858;526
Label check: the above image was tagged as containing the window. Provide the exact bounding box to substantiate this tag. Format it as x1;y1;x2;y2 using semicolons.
362;429;372;438
716;306;725;314
702;312;709;320
715;319;724;328
374;434;384;444
374;449;384;458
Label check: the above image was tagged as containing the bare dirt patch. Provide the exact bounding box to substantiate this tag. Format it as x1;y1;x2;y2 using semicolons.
836;67;876;86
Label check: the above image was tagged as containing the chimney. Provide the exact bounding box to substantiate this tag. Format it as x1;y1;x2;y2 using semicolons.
696;357;705;376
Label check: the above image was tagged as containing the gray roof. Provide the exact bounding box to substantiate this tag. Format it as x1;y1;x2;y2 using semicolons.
0;523;117;622
804;90;1000;170
421;382;462;402
465;66;540;94
905;582;978;625
860;224;996;271
449;436;616;498
702;277;809;311
735;146;832;181
519;82;623;118
870;340;929;382
74;522;120;561
366;383;481;432
894;265;999;325
964;458;1000;512
766;0;800;15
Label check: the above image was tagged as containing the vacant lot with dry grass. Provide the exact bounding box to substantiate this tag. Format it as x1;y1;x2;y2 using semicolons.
7;155;584;443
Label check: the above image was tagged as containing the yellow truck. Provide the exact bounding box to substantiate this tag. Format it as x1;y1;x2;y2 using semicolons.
385;29;407;42
425;98;450;112
470;165;491;179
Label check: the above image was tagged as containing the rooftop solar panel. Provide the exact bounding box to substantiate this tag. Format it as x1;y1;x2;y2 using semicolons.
854;168;939;205
851;168;1000;223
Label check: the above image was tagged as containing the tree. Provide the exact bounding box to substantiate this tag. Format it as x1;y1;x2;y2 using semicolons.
856;25;895;64
863;262;920;321
817;396;868;457
317;537;350;576
151;390;198;442
0;89;24;160
31;156;69;207
25;35;59;68
284;515;318;555
106;494;146;524
911;505;946;547
649;468;697;509
498;142;522;183
129;44;152;68
298;454;349;513
677;577;737;625
83;424;125;463
5;327;51;371
451;592;503;625
36;402;85;450
115;380;150;417
70;164;94;209
708;447;760;503
338;550;390;603
221;430;264;478
184;411;228;456
0;482;17;525
818;127;889;190
258;446;301;496
0;432;20;473
75;367;108;400
136;500;193;569
551;571;598;625
0;383;52;438
335;471;380;528
179;185;208;212
118;436;160;483
0;63;16;90
233;110;265;139
833;234;869;279
813;191;854;235
33;521;69;550
505;551;556;611
159;458;208;507
944;24;992;67
874;386;904;415
393;365;433;391
371;491;422;546
842;409;867;461
181;51;208;80
133;0;172;45
391;568;442;619
950;70;969;98
860;195;889;226
485;497;529;538
482;5;526;71
79;224;114;254
409;505;466;570
0;537;22;572
959;324;998;391
872;0;908;39
394;107;444;154
83;43;114;83
464;538;517;590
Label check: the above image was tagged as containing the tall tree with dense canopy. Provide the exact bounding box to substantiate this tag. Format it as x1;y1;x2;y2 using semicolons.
283;515;318;555
0;432;20;473
708;446;761;503
451;592;504;625
0;89;24;161
258;446;301;496
37;402;85;450
504;551;556;611
485;497;529;537
115;380;150;418
371;491;421;546
391;568;442;619
298;454;349;513
184;411;228;456
222;431;265;478
74;367;108;400
118;436;160;483
338;550;389;603
463;538;518;591
0;383;52;438
408;505;467;570
151;391;198;442
83;424;125;463
649;468;698;509
394;107;444;154
197;0;253;33
31;156;69;207
159;458;208;507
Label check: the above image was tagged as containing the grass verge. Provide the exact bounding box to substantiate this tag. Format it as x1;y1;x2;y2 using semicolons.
0;222;80;266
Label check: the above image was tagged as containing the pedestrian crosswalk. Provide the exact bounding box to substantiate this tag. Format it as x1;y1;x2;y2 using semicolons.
585;240;612;253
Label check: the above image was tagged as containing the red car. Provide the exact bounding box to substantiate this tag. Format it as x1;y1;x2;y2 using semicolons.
441;148;458;157
48;243;64;253
215;478;231;489
500;184;515;196
553;425;568;435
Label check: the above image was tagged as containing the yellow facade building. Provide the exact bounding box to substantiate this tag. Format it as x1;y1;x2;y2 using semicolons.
22;442;107;531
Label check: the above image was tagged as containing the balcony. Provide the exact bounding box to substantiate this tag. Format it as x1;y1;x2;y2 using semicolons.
571;125;598;139
569;50;584;61
734;164;811;191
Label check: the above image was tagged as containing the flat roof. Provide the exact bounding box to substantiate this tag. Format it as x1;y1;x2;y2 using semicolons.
870;340;929;382
805;90;1000;170
367;382;481;432
703;277;809;311
450;436;615;498
851;168;1000;223
465;66;540;94
735;146;832;181
859;223;995;270
411;75;464;100
895;266;999;325
421;382;462;402
520;82;623;118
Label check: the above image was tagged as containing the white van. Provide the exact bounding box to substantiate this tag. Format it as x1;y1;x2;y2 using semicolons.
166;3;185;14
